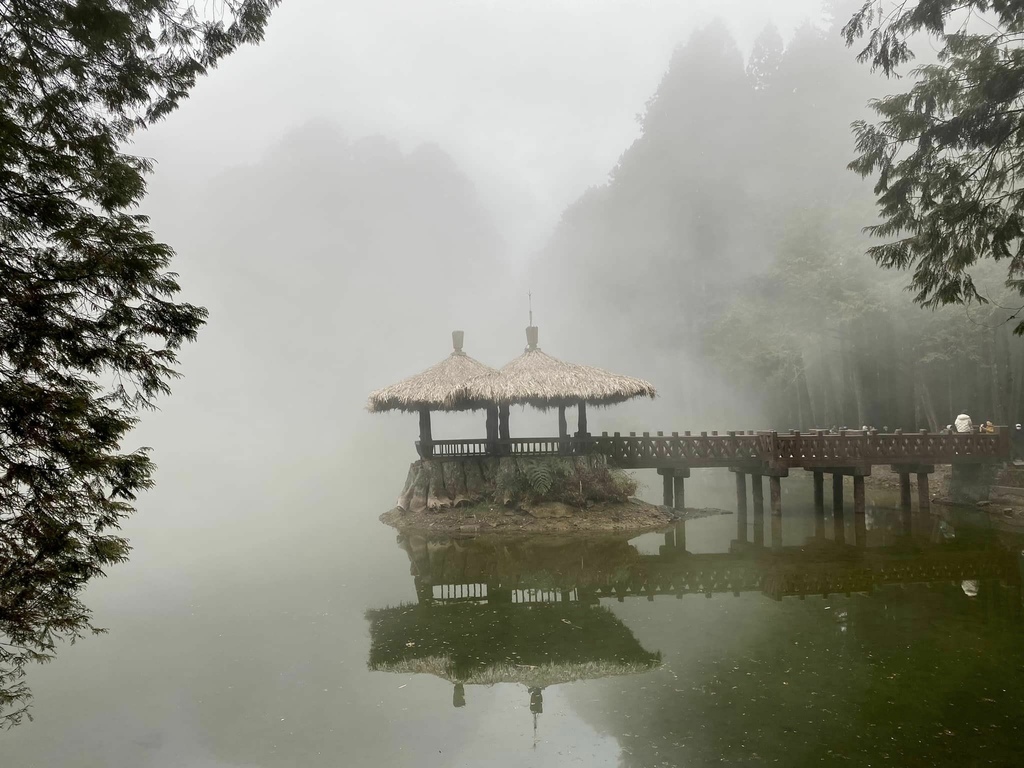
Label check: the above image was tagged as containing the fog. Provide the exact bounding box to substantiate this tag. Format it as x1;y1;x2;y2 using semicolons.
8;0;1024;764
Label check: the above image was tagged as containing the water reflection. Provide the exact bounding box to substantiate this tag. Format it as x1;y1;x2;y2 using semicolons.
385;514;1021;609
367;510;1022;749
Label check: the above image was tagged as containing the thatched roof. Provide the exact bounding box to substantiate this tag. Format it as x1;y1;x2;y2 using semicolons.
457;327;656;409
366;601;661;685
374;656;659;688
367;331;496;413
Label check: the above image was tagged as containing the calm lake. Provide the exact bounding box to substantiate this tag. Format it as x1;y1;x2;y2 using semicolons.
3;457;1022;767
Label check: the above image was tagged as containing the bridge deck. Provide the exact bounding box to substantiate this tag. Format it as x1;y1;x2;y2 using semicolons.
420;429;1010;470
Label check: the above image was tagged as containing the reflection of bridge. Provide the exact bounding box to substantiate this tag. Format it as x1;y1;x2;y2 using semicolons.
400;528;1022;606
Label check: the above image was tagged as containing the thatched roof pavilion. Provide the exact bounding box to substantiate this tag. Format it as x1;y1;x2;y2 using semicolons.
367;331;497;451
460;325;655;438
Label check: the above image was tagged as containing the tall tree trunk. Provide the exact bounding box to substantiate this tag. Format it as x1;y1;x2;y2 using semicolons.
918;375;939;431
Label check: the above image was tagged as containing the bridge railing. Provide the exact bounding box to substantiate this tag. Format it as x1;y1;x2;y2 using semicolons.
418;429;1010;466
766;429;1010;467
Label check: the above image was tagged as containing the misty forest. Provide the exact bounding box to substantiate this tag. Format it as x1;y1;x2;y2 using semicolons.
4;1;1024;765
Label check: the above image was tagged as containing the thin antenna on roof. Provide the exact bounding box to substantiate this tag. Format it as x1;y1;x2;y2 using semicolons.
525;291;539;351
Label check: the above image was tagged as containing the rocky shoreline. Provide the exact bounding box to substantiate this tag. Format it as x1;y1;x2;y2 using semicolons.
380;500;730;534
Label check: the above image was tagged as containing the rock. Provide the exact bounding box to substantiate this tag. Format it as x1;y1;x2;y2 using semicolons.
1004;508;1015;516
526;501;575;519
976;500;991;508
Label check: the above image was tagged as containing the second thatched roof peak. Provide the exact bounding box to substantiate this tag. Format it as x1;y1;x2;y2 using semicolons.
367;330;496;413
458;326;656;409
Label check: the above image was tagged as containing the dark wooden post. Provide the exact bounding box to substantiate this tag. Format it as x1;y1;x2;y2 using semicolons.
813;471;825;538
558;406;567;439
917;472;931;514
769;476;782;551
577;401;588;436
853;475;866;547
418;407;433;457
832;473;845;544
752;474;764;546
663;527;675;550
673;474;686;512
899;472;911;511
735;472;748;543
675;520;686;551
663;470;674;507
498;404;510;440
485;405;499;453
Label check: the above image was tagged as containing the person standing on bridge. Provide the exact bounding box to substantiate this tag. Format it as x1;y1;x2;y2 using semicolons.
954;414;974;433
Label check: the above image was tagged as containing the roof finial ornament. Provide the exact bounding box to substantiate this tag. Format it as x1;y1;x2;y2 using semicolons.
526;292;539;351
452;329;465;355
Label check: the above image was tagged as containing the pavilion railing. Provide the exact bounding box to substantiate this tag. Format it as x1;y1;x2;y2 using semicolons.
417;429;1011;466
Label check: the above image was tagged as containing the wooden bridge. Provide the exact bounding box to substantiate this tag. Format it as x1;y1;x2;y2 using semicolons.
421;429;1011;545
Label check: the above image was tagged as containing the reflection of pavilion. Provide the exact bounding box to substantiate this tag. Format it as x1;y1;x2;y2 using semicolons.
366;600;661;712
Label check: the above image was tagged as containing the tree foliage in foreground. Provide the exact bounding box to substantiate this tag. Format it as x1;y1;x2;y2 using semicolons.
0;0;279;726
845;1;1024;329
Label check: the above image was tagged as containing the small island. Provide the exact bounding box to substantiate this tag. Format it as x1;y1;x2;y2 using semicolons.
369;326;671;533
380;454;678;533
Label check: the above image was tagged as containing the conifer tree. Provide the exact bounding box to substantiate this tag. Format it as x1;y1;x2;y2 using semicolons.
0;0;279;725
844;1;1024;328
747;24;784;91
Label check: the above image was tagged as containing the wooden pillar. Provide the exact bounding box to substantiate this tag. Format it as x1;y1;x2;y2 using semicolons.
418;407;433;457
485;406;498;452
853;475;866;548
558;406;567;439
577;401;588;436
899;472;912;534
673;474;686;512
675;520;686;552
899;472;912;511
769;476;782;551
498;404;510;440
832;473;845;544
663;471;674;507
752;474;764;546
813;471;825;538
735;472;748;543
917;472;931;514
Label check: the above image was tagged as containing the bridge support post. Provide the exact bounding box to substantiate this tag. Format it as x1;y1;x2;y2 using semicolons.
893;464;932;532
769;476;782;551
917;472;931;514
751;474;764;546
734;471;748;543
812;471;825;538
853;475;866;547
658;467;688;511
832;473;845;544
899;472;912;534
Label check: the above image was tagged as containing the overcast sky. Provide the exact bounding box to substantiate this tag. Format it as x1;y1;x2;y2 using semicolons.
139;0;828;257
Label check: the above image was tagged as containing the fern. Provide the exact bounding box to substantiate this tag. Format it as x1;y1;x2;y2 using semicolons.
523;460;556;495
